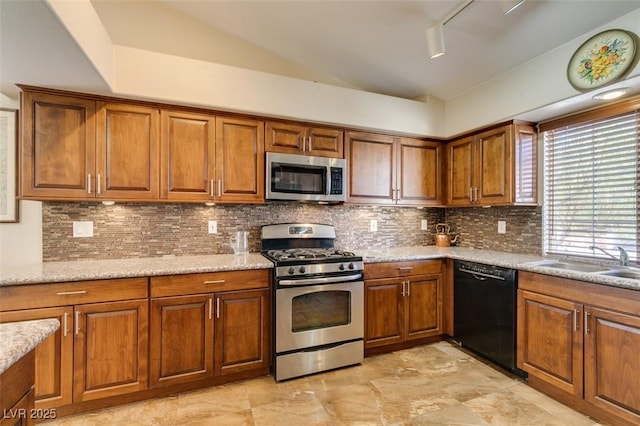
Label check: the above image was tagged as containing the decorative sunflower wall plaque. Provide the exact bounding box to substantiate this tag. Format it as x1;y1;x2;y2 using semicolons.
567;29;638;91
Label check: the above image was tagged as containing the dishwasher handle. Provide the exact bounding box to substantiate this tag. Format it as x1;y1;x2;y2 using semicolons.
459;268;506;281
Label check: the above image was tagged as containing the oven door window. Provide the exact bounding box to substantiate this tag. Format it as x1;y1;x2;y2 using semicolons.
271;163;326;195
291;290;350;332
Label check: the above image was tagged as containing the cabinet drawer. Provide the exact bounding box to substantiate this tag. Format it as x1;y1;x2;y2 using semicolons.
365;260;442;280
0;278;149;311
150;269;270;297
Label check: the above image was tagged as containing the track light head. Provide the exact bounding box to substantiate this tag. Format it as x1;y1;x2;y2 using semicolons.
426;25;446;59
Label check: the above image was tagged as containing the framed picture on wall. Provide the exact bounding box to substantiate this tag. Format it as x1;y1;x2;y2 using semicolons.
0;108;18;223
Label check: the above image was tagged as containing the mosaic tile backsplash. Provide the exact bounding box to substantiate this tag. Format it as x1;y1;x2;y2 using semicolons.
42;202;542;261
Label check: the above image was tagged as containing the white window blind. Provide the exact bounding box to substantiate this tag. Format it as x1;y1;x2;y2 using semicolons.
543;110;640;262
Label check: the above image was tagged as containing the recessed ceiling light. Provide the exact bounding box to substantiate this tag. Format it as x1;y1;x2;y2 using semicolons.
592;88;628;100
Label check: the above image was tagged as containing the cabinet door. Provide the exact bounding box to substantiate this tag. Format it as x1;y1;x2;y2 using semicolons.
345;132;396;204
584;307;640;424
0;387;35;426
160;110;216;202
514;123;537;204
517;290;583;397
397;138;442;206
96;102;160;199
149;295;214;388
73;299;148;402
307;127;343;158
476;125;512;204
446;136;474;206
405;275;442;340
215;117;265;203
214;289;270;376
365;279;403;348
0;307;73;409
20;91;96;199
265;121;306;154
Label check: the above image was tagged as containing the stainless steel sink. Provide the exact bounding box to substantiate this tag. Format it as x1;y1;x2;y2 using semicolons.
596;269;640;280
527;260;610;273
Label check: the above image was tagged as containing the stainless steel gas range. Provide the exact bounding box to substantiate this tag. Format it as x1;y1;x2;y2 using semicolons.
261;223;364;381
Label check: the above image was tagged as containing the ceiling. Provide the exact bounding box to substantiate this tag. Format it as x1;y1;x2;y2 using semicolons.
90;0;640;102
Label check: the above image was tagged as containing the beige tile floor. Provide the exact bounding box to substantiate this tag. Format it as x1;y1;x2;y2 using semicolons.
42;341;604;426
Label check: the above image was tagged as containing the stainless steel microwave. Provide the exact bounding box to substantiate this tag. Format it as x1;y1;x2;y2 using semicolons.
266;152;346;203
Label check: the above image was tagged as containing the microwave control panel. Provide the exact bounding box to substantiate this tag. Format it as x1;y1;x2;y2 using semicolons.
330;167;344;195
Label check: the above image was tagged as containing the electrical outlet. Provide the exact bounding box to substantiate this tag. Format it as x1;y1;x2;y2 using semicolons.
72;221;93;238
369;219;378;232
498;220;506;234
208;220;218;234
421;219;428;231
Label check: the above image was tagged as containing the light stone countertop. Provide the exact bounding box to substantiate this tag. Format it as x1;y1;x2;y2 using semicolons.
359;246;640;292
0;254;273;286
0;319;60;374
1;247;639;292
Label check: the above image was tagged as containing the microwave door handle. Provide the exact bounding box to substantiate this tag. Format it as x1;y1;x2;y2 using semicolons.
326;167;331;195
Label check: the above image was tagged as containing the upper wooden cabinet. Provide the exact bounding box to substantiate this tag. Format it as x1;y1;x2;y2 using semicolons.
20;91;97;199
345;131;443;206
20;90;160;201
160;110;215;202
20;88;265;204
215;117;265;204
446;122;537;206
160;112;266;204
96;102;160;200
266;121;343;158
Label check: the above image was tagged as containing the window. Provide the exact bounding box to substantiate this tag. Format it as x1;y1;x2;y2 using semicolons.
542;105;640;263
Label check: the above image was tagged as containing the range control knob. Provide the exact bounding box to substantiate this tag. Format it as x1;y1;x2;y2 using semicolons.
299;266;306;274
339;264;345;270
348;263;355;270
288;267;295;275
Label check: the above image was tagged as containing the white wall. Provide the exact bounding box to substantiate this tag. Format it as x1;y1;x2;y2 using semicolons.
0;94;42;272
445;8;640;135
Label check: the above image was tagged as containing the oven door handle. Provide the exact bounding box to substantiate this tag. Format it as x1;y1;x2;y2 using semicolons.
278;273;363;286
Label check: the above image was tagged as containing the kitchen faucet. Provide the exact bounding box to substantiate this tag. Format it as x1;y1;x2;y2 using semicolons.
589;245;629;267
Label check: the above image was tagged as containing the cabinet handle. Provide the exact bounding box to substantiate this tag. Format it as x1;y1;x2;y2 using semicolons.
75;311;80;335
474;187;479;202
56;290;87;295
210;179;215;198
63;312;69;337
218;180;222;197
400;281;405;296
203;279;225;285
216;298;220;319
573;309;579;331
97;174;102;195
407;280;411;297
584;311;591;335
87;174;92;194
398;266;414;271
469;187;473;202
208;298;213;320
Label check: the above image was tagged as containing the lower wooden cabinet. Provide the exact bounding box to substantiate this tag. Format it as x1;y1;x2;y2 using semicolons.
364;261;443;350
149;270;270;388
518;272;640;426
0;350;36;426
0;278;149;410
73;300;148;402
0;307;73;409
150;295;214;387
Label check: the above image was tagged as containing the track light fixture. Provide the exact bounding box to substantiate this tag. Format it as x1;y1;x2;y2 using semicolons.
426;25;446;59
501;0;527;15
425;0;475;59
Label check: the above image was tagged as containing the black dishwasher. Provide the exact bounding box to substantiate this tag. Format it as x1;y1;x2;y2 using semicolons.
453;260;526;378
